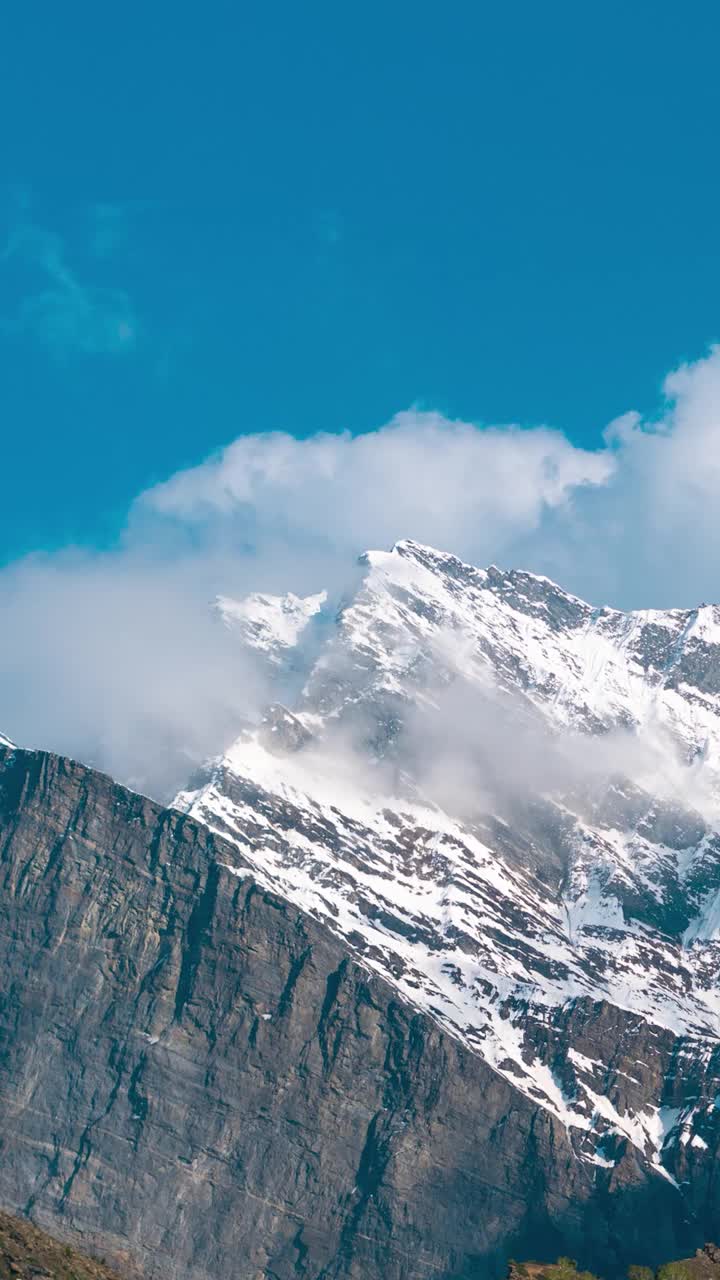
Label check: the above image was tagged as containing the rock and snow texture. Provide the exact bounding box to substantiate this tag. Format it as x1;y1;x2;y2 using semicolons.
175;539;720;1181
215;589;327;665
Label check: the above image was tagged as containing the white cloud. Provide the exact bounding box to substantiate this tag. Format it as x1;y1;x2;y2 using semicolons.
2;343;720;792
140;411;613;565
0;549;271;798
135;343;720;608
543;344;720;606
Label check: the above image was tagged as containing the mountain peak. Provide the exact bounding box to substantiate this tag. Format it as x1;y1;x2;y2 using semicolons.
174;542;720;1177
385;539;594;610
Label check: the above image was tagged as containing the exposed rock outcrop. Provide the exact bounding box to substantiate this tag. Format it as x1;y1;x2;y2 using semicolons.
0;1207;130;1279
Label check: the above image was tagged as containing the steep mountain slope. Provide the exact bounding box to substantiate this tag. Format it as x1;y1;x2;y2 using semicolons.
175;540;720;1182
3;743;711;1280
215;589;327;666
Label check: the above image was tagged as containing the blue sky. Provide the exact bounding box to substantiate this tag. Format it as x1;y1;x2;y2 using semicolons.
3;0;720;562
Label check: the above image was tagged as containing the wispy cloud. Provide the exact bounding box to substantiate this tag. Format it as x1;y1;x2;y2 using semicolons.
2;216;137;358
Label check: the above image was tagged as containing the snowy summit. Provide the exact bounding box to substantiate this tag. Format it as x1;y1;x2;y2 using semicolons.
175;539;720;1182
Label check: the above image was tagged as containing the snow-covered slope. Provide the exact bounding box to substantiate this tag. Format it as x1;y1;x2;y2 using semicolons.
215;589;327;665
175;540;720;1181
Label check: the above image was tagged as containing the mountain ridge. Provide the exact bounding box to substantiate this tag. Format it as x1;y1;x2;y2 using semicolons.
2;739;699;1280
173;538;720;1179
4;540;720;1272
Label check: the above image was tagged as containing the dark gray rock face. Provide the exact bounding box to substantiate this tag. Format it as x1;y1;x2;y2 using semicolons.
0;744;718;1280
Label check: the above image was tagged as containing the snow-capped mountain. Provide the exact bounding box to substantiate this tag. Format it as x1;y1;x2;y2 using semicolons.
174;539;720;1185
215;588;327;666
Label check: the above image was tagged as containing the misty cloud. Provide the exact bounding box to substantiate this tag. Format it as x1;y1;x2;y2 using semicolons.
2;344;720;797
0;551;272;798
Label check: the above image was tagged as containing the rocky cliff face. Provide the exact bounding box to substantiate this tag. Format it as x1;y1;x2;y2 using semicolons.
1;743;719;1280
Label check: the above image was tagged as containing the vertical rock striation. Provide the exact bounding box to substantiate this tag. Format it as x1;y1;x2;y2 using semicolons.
1;744;720;1278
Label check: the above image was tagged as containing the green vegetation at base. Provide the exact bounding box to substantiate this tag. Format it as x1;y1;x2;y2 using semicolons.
509;1248;720;1280
657;1266;695;1280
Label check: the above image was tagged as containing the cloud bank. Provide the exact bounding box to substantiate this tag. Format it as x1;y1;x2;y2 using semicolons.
142;412;612;556
2;344;720;793
135;344;720;609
